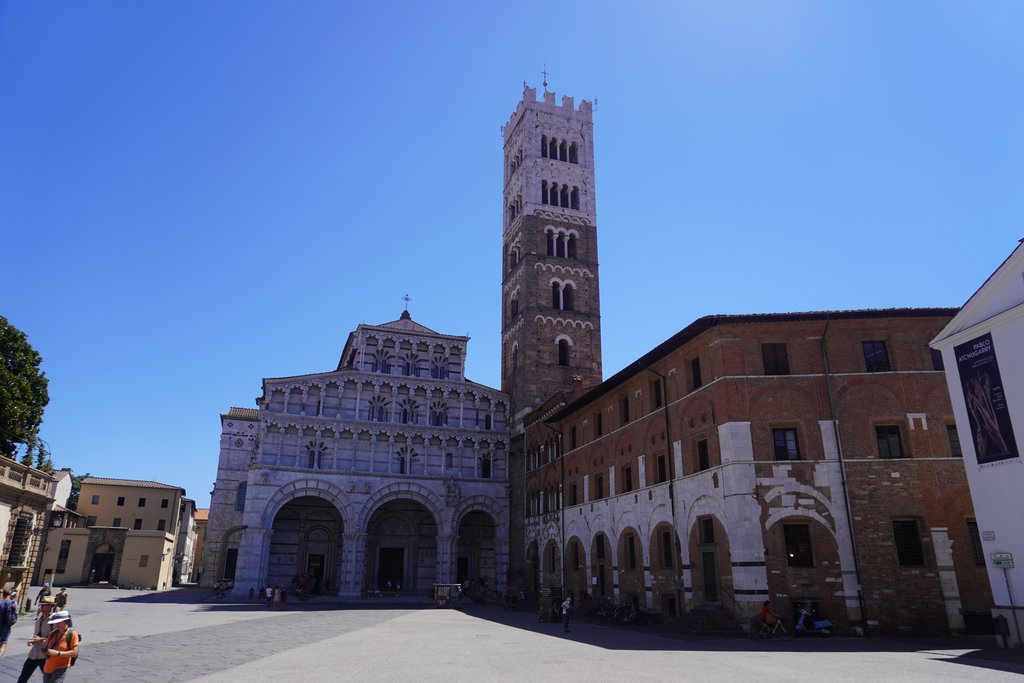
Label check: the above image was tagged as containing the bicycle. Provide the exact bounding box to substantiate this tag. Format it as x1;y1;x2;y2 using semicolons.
756;618;793;641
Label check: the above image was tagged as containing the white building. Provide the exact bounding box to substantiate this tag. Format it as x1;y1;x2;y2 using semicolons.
931;239;1024;646
205;311;511;596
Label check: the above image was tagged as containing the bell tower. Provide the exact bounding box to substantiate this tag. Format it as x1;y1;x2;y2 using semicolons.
500;85;603;426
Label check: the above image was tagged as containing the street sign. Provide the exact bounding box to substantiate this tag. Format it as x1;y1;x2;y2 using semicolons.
992;553;1015;569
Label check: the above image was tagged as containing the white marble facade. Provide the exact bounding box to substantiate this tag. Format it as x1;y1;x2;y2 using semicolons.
205;312;510;596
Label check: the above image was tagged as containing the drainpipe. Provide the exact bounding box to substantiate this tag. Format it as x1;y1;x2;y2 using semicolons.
640;363;685;618
821;319;869;634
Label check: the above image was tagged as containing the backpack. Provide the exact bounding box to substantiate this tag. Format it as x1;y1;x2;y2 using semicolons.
0;599;16;627
67;630;82;667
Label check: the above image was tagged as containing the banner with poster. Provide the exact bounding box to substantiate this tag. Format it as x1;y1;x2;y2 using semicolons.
954;333;1019;465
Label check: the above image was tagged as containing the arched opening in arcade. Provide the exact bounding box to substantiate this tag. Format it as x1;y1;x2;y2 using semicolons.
591;533;611;598
268;496;344;594
456;510;498;592
526;540;540;595
364;499;437;593
563;536;587;602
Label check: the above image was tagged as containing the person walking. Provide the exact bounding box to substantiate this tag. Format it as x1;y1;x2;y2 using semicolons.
53;589;68;611
41;610;78;682
561;596;572;633
17;596;55;683
0;590;19;657
35;585;51;607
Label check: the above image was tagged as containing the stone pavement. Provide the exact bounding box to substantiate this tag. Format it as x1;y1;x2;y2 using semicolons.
0;587;1022;682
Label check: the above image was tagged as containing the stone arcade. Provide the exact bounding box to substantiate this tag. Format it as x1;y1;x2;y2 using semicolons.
205;313;510;595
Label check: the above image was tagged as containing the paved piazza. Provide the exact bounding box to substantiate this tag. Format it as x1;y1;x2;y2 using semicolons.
1;588;1022;682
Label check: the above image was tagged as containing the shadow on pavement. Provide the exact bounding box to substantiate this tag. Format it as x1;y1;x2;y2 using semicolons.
460;602;1024;676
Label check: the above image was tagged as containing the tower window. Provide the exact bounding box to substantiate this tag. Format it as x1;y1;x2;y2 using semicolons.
567;234;577;259
559;140;568;161
552;282;560;309
570;187;580;210
541;135;548;158
559;185;569;207
558;339;570;366
562;284;574;311
546;231;555;255
569;142;578;164
541;180;549;205
549;137;558;158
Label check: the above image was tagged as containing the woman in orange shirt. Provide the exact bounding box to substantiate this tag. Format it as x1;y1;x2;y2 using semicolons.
41;611;78;682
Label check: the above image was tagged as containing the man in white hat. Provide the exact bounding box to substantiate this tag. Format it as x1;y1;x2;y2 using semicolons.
41;611;78;682
17;596;55;683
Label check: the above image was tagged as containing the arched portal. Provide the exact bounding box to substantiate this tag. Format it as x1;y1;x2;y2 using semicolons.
457;510;497;589
364;499;437;592
267;496;344;593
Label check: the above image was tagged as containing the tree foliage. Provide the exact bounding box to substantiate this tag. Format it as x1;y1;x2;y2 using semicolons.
0;316;49;459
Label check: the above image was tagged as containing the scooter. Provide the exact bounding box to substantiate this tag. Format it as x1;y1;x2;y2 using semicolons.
794;609;833;636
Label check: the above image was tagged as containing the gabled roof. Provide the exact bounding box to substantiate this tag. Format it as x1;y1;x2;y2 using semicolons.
932;239;1024;346
82;476;184;492
374;310;441;335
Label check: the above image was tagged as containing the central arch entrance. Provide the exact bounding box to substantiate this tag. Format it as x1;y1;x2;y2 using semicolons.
268;496;344;593
364;499;437;592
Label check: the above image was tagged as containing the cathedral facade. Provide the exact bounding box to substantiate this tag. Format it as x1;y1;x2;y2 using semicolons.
204;312;510;595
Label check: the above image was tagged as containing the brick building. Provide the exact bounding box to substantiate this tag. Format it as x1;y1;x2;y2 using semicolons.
519;310;993;634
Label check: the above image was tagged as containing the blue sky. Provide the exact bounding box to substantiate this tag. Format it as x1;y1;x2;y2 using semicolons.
3;2;1022;507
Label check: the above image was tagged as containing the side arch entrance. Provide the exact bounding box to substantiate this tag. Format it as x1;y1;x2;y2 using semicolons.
267;496;344;593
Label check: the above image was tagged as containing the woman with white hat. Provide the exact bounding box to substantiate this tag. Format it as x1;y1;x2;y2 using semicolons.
40;611;78;682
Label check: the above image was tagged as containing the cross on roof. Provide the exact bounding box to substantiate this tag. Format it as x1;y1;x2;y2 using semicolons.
402;294;412;311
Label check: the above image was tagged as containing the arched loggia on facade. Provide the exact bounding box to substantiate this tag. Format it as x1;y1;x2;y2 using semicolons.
267;496;345;593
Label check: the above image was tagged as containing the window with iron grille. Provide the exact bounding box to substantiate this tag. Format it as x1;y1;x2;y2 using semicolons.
622;466;633;493
651;378;663;409
876;425;905;459
863;341;891;372
967;520;984;566
595;475;604;500
661;530;673;568
892;520;925;566
762;343;790;375
657;454;667;483
697;440;709;471
699;518;715;544
784;524;814;567
621;396;630;425
772;428;801;460
594;411;603;437
691;357;703;390
947;424;963;457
